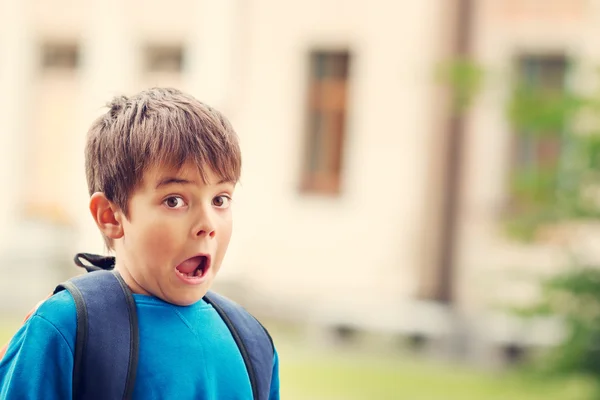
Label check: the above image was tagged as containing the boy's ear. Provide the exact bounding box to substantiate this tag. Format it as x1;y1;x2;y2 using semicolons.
89;192;124;240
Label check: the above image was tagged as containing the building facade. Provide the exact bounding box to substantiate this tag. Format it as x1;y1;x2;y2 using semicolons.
1;0;598;357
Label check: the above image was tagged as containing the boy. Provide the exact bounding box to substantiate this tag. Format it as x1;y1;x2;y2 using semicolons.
0;87;280;399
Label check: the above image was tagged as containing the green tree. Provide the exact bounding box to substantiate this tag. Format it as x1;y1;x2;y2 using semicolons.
444;57;600;396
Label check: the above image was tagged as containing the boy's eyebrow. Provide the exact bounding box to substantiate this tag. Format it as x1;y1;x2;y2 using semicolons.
155;177;235;189
155;177;195;189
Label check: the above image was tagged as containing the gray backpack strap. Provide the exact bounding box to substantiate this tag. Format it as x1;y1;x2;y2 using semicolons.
204;291;274;400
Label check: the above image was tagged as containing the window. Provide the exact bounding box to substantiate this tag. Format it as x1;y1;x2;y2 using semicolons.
24;41;82;225
508;54;568;211
140;44;184;90
40;42;79;71
300;51;351;195
143;44;184;74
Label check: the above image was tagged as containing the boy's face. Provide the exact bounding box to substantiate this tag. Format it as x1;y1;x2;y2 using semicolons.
115;162;235;306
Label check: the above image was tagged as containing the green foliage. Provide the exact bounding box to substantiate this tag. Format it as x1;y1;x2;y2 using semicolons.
438;58;600;237
507;87;582;133
442;58;600;394
503;72;600;239
436;58;484;112
505;67;600;392
517;268;600;392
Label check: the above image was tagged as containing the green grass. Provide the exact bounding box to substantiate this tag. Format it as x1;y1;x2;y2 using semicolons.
278;342;594;399
1;321;596;399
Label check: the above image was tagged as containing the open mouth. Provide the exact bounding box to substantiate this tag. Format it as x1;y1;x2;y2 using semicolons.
175;255;210;280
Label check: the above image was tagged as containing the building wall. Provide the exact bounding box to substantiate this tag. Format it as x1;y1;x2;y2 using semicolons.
0;0;451;320
226;0;449;318
3;0;599;334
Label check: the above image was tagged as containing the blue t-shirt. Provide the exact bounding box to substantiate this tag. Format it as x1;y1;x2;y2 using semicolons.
0;291;280;399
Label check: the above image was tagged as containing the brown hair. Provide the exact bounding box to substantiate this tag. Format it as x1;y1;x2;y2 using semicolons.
85;87;241;248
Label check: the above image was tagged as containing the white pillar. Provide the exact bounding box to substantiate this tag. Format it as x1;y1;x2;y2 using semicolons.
186;0;239;111
0;0;35;252
74;0;138;254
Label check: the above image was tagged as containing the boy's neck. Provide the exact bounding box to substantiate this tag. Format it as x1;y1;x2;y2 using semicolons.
114;262;151;296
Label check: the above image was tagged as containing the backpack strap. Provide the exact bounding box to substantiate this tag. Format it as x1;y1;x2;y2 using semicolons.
54;270;139;400
73;252;116;273
204;291;274;400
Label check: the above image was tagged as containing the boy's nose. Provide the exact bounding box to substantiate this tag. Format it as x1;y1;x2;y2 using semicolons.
193;214;216;238
196;227;215;238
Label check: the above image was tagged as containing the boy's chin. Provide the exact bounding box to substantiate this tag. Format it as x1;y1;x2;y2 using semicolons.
165;288;209;306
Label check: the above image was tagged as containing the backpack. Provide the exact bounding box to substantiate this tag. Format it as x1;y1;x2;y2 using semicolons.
53;253;274;400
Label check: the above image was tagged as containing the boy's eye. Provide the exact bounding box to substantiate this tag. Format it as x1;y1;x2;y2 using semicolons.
212;195;232;208
164;196;186;209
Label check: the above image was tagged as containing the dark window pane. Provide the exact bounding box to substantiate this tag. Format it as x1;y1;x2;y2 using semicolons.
41;43;79;70
328;53;349;79
303;50;351;194
518;55;567;90
307;112;323;173
145;45;184;73
510;54;568;209
312;52;327;79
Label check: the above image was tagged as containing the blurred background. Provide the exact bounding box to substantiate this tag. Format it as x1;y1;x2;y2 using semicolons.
4;0;600;398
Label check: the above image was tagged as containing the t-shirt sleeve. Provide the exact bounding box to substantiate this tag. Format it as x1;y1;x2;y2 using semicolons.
269;347;280;400
0;313;74;399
